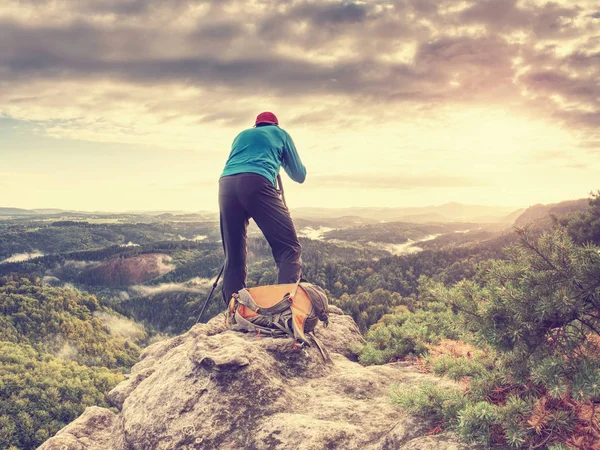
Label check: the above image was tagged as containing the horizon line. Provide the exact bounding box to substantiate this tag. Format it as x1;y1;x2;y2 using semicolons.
0;201;536;215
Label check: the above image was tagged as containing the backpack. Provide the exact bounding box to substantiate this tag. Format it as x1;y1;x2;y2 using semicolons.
226;279;331;362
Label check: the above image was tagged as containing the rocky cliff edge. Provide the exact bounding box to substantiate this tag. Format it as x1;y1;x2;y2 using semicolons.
39;309;478;450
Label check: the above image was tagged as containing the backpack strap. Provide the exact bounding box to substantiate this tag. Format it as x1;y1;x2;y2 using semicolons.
300;283;329;327
307;332;333;364
256;298;292;315
235;289;261;312
290;276;301;299
233;310;290;338
252;276;303;316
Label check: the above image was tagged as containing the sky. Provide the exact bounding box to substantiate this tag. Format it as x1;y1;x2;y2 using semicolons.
1;0;599;212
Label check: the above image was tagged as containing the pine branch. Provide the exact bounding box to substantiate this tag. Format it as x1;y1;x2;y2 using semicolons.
577;318;600;337
515;229;560;272
445;299;481;319
517;228;587;292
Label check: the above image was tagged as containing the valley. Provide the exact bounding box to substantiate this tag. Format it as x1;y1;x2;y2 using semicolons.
0;196;597;449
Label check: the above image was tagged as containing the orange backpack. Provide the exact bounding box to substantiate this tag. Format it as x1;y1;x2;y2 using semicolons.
227;280;331;361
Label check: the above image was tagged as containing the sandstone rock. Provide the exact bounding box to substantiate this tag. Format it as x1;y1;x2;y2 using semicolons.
40;313;486;450
38;406;124;450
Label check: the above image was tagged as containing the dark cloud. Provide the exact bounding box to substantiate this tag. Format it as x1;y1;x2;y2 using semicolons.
309;173;485;190
0;18;514;103
0;0;598;134
415;35;515;75
0;17;425;97
525;71;599;102
191;21;244;40
460;0;581;38
559;110;600;129
83;0;151;15
519;41;599;131
405;0;438;16
0;51;414;97
460;0;532;31
304;2;368;24
16;0;205;17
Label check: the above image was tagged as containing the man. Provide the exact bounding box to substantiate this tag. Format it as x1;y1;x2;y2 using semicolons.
219;112;307;304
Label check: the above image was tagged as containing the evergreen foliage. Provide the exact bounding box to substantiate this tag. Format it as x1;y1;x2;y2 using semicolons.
119;288;223;334
0;275;143;369
335;288;413;332
437;228;600;392
426;353;488;381
0;275;145;449
391;381;468;425
0;342;123;450
386;226;600;448
560;190;600;246
358;280;464;364
0;220;219;261
3;194;599;448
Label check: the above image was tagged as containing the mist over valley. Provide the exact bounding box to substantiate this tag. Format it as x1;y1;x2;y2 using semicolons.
2;192;599;449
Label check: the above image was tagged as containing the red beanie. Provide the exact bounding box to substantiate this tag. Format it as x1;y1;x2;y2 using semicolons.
255;111;279;126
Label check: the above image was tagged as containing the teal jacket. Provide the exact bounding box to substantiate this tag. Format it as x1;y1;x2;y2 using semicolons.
220;124;307;185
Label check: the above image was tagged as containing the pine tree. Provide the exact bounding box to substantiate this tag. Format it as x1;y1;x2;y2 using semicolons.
430;227;600;447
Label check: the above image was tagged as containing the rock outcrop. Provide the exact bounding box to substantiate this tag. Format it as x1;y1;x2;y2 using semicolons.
40;310;479;449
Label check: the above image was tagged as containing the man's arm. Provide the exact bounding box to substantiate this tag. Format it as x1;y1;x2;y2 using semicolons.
282;133;307;183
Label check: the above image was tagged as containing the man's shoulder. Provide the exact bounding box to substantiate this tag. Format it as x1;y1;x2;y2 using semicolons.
271;126;291;139
237;127;258;136
256;125;291;140
236;125;290;142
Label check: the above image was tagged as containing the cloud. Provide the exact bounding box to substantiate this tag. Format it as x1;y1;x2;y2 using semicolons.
129;277;213;296
0;251;44;264
530;149;590;169
295;1;369;25
309;173;485;190
82;0;155;16
459;0;582;38
0;0;598;143
563;163;588;169
56;342;78;360
93;311;146;339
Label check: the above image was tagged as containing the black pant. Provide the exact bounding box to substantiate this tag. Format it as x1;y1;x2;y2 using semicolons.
219;173;302;304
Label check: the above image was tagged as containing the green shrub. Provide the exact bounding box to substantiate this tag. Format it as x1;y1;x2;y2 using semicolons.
359;300;463;365
0;276;143;370
388;226;600;448
427;354;488;381
456;402;502;445
547;444;571;450
391;381;468;425
0;342;123;450
0;276;142;449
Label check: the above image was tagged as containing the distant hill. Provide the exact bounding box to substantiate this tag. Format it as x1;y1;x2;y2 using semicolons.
501;208;527;224
394;212;450;223
3;204;521;223
292;203;520;224
0;207;36;216
292;215;379;231
0;207;84;216
32;208;73;214
0;207;92;217
514;198;589;227
0;207;220;222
